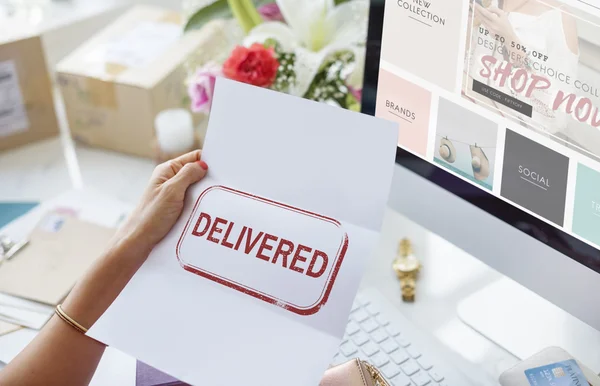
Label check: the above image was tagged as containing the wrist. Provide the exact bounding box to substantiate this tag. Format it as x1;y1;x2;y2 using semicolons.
112;219;155;260
61;233;152;328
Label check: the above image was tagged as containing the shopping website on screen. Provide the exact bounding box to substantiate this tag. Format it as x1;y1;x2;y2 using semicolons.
376;0;600;248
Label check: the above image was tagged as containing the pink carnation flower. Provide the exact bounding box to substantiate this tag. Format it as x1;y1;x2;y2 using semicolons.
188;64;221;114
258;3;285;22
348;85;362;102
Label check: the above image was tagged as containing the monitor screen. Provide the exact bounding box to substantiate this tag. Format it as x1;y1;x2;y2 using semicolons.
362;0;600;273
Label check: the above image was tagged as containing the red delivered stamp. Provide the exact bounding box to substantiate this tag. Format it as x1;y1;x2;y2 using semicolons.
176;185;348;315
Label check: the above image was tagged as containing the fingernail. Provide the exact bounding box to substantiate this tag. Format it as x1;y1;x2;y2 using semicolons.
197;160;208;170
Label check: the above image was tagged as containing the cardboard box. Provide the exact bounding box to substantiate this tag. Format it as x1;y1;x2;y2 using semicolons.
57;5;227;158
0;1;127;75
0;33;59;151
0;1;128;152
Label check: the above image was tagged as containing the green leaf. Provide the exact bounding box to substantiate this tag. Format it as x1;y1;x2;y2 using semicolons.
184;0;231;32
303;50;356;109
184;0;272;33
346;92;360;111
334;0;351;5
240;0;263;26
228;0;254;33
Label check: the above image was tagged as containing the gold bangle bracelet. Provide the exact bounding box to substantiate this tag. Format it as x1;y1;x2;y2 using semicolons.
55;304;88;334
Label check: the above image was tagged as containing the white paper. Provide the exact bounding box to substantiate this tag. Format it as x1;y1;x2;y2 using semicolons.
0;189;132;242
0;189;137;383
89;348;136;386
104;21;182;69
0;189;132;330
0;293;53;330
89;79;398;386
0;60;29;137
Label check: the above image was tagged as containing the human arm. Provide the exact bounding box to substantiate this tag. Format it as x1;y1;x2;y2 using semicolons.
0;150;209;386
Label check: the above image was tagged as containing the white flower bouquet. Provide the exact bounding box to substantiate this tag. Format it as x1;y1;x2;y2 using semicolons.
184;0;368;114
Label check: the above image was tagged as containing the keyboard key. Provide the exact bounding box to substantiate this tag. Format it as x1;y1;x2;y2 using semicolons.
406;346;421;358
390;350;410;365
339;341;358;357
352;331;369;346
331;352;347;366
371;351;390;367
330;353;341;365
337;291;463;386
386;325;401;337
366;303;380;315
380;339;399;354
381;362;402;379
429;369;444;382
390;372;412;386
376;314;390;326
346;321;360;335
411;370;432;386
361;319;379;333
370;329;389;343
400;360;420;376
361;341;380;357
357;351;370;362
417;356;433;370
356;294;371;306
396;336;411;347
352;309;370;323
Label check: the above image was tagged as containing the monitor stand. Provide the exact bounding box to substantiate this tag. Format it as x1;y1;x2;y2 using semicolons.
457;277;600;372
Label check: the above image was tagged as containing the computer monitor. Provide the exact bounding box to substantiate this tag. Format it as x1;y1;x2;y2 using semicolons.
362;0;600;362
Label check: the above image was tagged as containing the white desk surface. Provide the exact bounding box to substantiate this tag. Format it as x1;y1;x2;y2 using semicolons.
364;209;520;384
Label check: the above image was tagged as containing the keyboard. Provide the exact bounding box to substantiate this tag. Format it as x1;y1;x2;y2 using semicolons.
332;288;469;386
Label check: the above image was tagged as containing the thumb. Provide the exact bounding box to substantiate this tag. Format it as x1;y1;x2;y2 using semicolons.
167;160;208;194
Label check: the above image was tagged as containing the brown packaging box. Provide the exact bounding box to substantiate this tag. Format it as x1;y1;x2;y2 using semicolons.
0;33;59;151
56;5;226;158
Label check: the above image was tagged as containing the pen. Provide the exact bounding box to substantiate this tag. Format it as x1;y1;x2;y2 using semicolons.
0;236;29;262
4;239;29;261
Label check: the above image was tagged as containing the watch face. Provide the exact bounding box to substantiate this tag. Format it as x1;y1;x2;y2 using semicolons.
393;256;420;273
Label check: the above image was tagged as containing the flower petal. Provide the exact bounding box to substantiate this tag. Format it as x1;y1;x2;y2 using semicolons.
346;46;365;89
258;3;285;23
324;99;341;108
291;46;327;97
276;0;334;48
327;0;369;47
188;63;221;114
244;21;298;51
291;42;349;97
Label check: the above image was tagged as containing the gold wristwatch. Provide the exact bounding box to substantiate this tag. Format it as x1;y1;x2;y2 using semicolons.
392;238;421;302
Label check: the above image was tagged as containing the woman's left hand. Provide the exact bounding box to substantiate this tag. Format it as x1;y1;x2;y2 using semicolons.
475;4;516;43
0;150;210;386
117;149;209;254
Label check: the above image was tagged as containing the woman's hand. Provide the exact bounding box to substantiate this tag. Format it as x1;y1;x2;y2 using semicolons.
117;150;208;254
475;4;517;43
59;149;209;329
0;150;209;386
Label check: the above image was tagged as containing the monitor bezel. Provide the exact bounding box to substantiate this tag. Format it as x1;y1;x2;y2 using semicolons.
360;0;600;275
